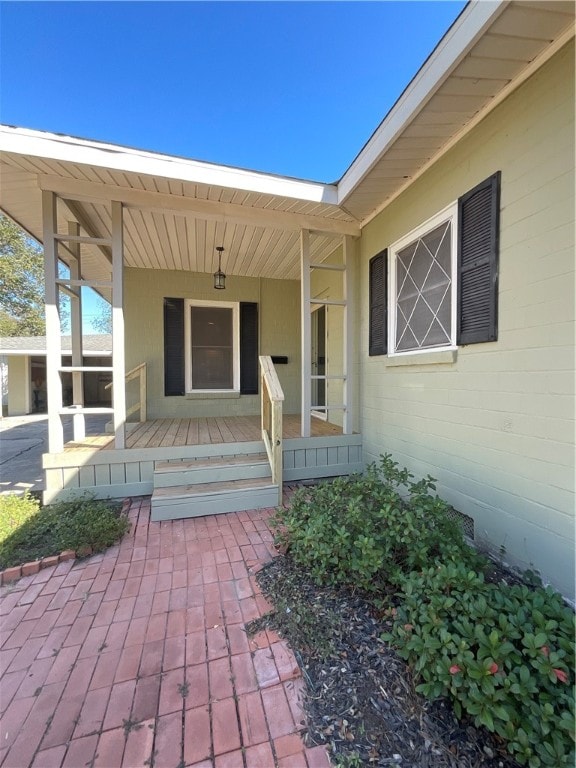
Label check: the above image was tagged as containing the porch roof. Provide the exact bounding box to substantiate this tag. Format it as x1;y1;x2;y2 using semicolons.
0;0;573;288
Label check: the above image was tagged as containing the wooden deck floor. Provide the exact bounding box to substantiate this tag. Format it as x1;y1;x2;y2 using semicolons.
65;414;344;452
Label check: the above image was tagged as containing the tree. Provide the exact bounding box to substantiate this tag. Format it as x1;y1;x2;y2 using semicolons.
89;292;112;334
0;214;45;335
0;214;76;337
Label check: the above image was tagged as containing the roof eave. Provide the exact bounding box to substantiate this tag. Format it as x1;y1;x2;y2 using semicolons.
0;125;339;206
337;0;506;204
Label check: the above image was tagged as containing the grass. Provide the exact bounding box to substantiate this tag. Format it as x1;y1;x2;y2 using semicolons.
0;492;130;570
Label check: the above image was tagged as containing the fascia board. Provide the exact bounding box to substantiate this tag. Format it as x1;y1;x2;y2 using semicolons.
0;126;338;205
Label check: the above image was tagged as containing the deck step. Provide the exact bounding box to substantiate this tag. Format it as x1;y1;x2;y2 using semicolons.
150;476;279;521
153;452;270;487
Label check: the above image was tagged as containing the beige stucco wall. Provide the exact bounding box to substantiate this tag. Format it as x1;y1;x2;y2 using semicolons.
124;268;301;418
359;41;575;599
7;355;29;415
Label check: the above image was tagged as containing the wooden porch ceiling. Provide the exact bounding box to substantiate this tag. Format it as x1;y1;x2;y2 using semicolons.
64;414;345;452
0;132;358;290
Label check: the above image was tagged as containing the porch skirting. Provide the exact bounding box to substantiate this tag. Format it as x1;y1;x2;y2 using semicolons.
42;430;363;505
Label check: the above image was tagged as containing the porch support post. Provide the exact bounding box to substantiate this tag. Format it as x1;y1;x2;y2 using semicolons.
42;190;64;453
343;235;357;435
300;229;311;438
68;221;85;441
111;201;126;449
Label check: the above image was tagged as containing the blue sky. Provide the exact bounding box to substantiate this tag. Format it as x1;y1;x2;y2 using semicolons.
1;1;466;181
1;0;466;330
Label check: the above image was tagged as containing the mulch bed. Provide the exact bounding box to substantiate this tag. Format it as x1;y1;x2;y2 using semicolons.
248;555;521;768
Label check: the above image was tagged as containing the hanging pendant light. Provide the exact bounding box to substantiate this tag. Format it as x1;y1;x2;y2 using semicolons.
213;246;226;290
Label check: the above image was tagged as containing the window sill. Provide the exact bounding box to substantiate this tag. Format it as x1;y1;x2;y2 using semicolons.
385;349;457;367
185;391;241;400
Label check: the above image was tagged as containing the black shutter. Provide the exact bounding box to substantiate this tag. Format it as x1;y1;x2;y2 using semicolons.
240;302;259;394
457;172;500;345
369;249;388;356
163;298;185;396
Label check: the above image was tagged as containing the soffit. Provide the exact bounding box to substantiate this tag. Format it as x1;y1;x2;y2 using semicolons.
0;133;357;288
338;0;576;223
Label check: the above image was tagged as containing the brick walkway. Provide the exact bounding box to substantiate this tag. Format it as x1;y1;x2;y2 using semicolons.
0;497;330;768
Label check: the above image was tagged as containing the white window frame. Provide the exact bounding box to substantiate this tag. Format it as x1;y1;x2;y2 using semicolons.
388;202;458;357
184;299;240;393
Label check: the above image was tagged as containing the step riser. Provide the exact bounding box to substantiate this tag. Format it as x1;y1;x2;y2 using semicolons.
151;486;279;521
154;462;271;488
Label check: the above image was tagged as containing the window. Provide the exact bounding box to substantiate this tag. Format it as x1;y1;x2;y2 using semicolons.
186;301;238;391
368;172;500;357
163;298;259;396
390;204;457;355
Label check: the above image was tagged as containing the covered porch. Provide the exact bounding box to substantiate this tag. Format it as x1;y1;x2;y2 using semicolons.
43;413;362;518
0;126;364;513
64;413;347;451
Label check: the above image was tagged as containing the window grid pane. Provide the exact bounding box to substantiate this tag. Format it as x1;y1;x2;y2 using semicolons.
395;221;452;352
190;306;233;389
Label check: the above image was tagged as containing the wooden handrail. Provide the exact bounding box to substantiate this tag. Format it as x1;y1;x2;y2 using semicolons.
259;355;284;504
105;362;147;422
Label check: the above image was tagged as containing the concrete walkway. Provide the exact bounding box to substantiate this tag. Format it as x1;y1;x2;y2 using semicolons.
0;497;330;768
0;415;110;494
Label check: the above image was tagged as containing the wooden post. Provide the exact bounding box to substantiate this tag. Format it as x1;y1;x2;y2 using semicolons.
68;221;85;441
42;190;64;453
111;201;126;449
139;365;147;422
272;396;283;504
300;229;311;438
343;235;356;435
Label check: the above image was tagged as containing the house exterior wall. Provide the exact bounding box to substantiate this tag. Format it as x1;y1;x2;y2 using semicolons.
124;267;301;418
7;355;29;415
359;41;575;599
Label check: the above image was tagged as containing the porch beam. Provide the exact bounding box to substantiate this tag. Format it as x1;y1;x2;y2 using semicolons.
54;233;112;246
300;229;311;438
343;235;357;435
41;190;63;452
68;221;85;441
111;200;126;449
60;197;113;264
56;278;113;289
39;175;361;237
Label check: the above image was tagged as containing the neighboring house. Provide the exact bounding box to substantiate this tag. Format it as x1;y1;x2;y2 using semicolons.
0;2;573;599
0;335;112;415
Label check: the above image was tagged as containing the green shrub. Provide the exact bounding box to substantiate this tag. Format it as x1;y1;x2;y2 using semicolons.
383;562;575;767
0;493;130;569
272;454;483;592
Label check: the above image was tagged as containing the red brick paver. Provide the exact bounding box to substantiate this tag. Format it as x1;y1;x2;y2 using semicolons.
0;495;328;767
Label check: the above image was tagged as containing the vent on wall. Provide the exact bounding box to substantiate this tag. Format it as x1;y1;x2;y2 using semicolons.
447;507;475;540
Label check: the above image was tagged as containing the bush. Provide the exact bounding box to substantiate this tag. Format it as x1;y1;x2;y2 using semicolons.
0;493;130;569
384;562;575;767
272;454;484;592
0;491;41;541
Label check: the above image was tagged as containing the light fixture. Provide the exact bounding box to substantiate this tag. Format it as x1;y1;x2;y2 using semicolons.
213;246;226;290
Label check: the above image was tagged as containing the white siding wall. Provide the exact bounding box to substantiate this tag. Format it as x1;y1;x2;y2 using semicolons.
359;42;575;599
